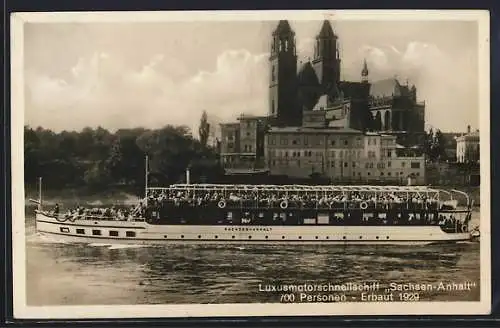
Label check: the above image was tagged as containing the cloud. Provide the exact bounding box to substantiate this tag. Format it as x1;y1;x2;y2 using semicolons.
25;40;478;134
25;49;270;134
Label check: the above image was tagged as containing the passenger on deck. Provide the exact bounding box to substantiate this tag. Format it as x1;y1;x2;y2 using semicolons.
54;203;59;215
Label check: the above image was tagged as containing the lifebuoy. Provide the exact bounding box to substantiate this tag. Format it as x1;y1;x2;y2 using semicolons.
360;202;368;210
218;200;226;209
280;200;288;209
55;215;68;223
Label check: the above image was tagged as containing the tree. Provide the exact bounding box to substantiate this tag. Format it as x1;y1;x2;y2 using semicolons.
198;110;210;147
423;128;434;159
433;129;445;160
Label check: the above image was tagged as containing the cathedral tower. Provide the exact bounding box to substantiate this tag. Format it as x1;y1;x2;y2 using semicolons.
312;20;341;92
269;20;300;126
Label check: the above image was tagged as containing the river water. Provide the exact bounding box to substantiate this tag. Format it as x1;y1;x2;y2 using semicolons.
24;209;481;306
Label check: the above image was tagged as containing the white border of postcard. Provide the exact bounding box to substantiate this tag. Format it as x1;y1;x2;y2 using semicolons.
11;9;491;318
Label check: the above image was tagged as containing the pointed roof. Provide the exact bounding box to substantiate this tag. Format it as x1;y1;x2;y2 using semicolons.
273;20;294;36
317;20;336;38
297;62;319;86
370;78;403;98
361;59;369;76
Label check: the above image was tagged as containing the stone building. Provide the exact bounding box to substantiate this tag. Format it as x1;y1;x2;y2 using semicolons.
267;19;425;139
219;114;268;171
264;128;426;184
456;126;480;164
219;19;427;182
265;127;364;180
368;78;426;146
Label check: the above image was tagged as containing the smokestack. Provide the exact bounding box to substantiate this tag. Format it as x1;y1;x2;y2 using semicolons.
186;167;190;185
467;125;471;134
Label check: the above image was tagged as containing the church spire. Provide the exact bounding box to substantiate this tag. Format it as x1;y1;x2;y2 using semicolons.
312;20;341;89
361;58;369;82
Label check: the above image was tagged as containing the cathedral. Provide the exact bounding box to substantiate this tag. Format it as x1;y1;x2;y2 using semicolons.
268;19;425;143
219;19;427;181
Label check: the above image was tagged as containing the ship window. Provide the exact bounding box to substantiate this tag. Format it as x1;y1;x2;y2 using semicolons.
265;236;269;239
359;236;363;239
376;236;379;239
215;235;218;239
386;236;390;239
315;236;319;239
232;236;235;239
343;236;347;240
126;231;136;237
326;236;329;239
248;236;252;239
164;235;168;238
180;235;185;239
299;236;302;239
60;227;69;233
92;229;101;236
76;229;85;234
109;231;119;237
282;236;285;239
198;235;202;239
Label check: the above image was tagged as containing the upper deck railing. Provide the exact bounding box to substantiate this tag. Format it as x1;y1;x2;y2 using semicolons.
149;184;443;197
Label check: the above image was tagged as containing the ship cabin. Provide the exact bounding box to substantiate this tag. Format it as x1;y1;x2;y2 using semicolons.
143;184;472;230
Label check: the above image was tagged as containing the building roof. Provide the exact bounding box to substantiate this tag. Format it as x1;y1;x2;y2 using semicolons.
370;78;405;98
237;114;268;121
339;81;370;99
268;126;363;134
317;20;336;38
273;20;294;36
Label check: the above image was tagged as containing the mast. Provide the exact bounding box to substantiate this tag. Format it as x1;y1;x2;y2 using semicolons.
145;155;149;207
38;177;42;210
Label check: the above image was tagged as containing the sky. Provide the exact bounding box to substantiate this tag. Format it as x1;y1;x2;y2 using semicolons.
23;17;480;134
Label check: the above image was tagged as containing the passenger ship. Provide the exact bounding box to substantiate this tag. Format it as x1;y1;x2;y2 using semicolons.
33;179;476;245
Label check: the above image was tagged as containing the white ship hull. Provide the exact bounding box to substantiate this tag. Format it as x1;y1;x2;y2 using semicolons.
35;212;472;246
